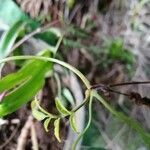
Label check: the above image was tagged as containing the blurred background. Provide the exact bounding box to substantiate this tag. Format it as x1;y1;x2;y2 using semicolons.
0;0;150;149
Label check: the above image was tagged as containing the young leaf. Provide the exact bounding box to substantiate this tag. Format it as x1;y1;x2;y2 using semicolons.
34;97;57;118
55;98;71;116
44;118;51;132
32;109;48;121
69;113;79;134
54;118;61;142
31;101;48;121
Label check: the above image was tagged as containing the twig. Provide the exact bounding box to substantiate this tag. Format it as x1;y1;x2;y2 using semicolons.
109;81;150;87
17;116;33;150
107;88;130;97
11;20;60;52
90;81;150;89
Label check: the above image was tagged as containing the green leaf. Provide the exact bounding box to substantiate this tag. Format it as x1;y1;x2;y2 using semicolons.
32;109;48;121
33;97;57;118
0;20;25;59
35;28;62;54
0;0;28;26
108;39;134;64
31;100;48;121
63;88;75;106
55;98;71;116
54;118;61;142
44;118;51;132
0;50;51;92
0;50;52;117
69;113;79;134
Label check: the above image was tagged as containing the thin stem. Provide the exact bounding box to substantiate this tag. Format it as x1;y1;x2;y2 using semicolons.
72;89;91;113
107;88;129;96
72;94;93;150
90;83;106;90
54;73;62;98
109;81;150;87
0;56;91;89
11;20;60;52
90;81;150;90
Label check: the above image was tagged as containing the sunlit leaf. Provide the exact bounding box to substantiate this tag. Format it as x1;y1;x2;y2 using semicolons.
44;118;51;132
69;113;79;134
0;50;52;117
54;118;61;142
55;98;71;116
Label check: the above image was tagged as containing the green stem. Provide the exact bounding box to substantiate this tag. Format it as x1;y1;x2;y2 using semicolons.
54;73;62;98
35;97;58;118
72;89;91;113
93;91;150;148
72;93;93;150
0;56;90;89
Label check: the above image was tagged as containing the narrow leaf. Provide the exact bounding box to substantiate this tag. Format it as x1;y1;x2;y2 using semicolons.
34;98;57;118
44;118;51;132
69;113;79;134
55;98;71;115
54;118;61;142
0;20;25;59
31;101;48;121
32;109;48;121
63;88;75;106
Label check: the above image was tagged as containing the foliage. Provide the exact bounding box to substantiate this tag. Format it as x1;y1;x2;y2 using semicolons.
107;39;134;65
0;50;52;117
0;1;149;150
0;0;28;26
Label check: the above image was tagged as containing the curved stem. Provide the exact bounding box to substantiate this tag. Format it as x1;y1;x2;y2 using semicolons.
72;89;91;113
0;56;91;89
72;93;93;150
